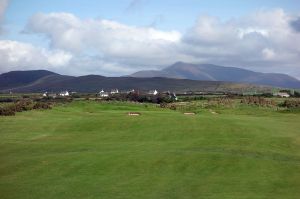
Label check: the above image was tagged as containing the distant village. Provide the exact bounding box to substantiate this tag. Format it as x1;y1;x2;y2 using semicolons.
41;88;293;100
42;89;178;100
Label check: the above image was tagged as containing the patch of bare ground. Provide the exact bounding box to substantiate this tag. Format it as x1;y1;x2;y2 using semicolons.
127;112;141;116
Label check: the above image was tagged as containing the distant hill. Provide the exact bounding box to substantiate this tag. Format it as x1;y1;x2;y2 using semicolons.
0;70;57;90
0;70;273;93
131;62;300;89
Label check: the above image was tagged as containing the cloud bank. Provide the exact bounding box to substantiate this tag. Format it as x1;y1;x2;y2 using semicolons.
0;9;300;78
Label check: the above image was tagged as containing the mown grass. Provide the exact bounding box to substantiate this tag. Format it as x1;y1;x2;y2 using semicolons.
1;101;300;199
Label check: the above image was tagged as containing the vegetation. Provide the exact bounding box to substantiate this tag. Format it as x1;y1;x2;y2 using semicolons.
0;99;51;116
1;101;300;199
240;96;277;107
279;99;300;109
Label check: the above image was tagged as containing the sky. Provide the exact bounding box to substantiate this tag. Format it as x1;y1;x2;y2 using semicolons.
0;0;300;78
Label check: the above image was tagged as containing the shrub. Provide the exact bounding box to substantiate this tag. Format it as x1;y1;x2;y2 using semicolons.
206;97;235;108
0;106;15;116
169;104;177;110
160;103;168;108
33;102;52;110
12;99;34;112
279;100;300;108
241;96;276;107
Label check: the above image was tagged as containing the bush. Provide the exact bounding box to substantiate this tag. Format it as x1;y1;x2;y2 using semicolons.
0;106;15;116
0;100;52;116
241;96;276;107
206;97;235;108
169;104;177;110
36;97;72;104
279;100;300;108
160;103;177;110
11;99;34;112
33;102;52;110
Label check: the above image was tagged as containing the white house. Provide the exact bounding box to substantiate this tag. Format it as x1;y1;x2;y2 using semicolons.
110;89;119;94
148;89;158;95
99;89;109;97
59;91;69;97
42;92;48;97
274;92;290;98
126;89;135;94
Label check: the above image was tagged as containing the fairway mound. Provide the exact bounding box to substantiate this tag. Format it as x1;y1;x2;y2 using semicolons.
127;112;141;116
183;112;196;115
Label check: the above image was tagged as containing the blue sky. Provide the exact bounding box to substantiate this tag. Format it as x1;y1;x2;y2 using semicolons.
3;0;300;41
0;0;300;77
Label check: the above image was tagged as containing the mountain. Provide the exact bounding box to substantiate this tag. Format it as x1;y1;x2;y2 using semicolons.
131;62;300;89
0;70;57;90
0;70;272;93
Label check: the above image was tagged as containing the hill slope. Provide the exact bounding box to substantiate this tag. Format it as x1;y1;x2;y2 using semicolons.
131;62;300;88
0;70;57;90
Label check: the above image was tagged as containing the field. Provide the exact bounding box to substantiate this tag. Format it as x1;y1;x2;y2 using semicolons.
1;101;300;199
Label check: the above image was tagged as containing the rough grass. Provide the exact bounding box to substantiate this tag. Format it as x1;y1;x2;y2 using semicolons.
1;101;300;199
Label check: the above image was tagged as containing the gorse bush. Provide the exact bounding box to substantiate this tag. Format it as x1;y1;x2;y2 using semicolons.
206;97;235;108
37;97;72;103
159;103;177;110
279;99;300;108
0;100;52;116
0;106;15;116
241;96;276;107
33;102;52;110
103;93;176;104
11;99;33;112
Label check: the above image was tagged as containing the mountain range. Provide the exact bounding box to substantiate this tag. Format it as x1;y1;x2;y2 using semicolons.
0;70;272;94
131;62;300;89
1;62;299;93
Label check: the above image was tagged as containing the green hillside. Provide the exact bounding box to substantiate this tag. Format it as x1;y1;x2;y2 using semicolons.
1;101;300;199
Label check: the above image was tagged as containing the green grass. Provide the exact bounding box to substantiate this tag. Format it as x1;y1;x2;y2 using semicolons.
1;101;300;199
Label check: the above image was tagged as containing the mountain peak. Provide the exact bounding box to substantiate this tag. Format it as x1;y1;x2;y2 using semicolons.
131;62;300;88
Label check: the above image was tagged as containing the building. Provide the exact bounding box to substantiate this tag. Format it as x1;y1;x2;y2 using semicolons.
99;89;109;97
126;89;135;94
148;89;158;95
274;92;290;98
110;89;119;94
59;91;69;97
42;92;48;97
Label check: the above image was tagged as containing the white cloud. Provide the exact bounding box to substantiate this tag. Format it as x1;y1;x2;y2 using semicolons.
262;48;275;60
25;13;181;55
182;9;300;76
0;40;72;73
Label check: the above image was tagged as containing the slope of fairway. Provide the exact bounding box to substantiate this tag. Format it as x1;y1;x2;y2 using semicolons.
1;101;300;199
